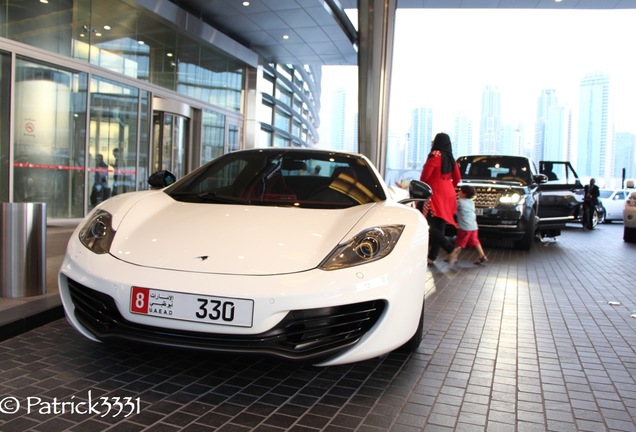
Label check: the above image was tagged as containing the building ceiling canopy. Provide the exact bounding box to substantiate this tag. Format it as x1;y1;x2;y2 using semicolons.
170;0;636;66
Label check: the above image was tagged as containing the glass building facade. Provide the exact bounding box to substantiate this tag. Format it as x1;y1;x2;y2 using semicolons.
0;0;321;219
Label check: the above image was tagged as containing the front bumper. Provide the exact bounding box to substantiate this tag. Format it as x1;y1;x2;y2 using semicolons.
475;209;530;240
59;236;426;366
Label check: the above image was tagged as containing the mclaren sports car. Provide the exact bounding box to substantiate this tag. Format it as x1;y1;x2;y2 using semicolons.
59;148;431;366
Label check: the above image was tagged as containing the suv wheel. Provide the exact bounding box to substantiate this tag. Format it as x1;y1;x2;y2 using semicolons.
514;210;535;250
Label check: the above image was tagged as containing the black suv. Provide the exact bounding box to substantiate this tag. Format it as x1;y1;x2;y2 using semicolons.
456;156;599;250
456;155;546;249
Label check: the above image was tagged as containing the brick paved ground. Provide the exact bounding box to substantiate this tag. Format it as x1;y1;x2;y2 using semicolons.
1;223;635;431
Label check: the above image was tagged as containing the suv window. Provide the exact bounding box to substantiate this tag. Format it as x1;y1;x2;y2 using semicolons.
457;156;533;185
539;161;582;189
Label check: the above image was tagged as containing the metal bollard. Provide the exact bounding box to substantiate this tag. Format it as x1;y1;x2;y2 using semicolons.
0;202;47;298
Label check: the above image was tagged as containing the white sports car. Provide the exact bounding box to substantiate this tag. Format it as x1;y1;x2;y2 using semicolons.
59;148;431;366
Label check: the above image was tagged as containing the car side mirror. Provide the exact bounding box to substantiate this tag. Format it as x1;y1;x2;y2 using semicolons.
533;174;548;185
148;170;176;189
409;180;432;199
398;180;432;205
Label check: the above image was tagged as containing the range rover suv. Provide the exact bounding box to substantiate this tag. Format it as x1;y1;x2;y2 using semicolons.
456;156;596;250
456;155;547;250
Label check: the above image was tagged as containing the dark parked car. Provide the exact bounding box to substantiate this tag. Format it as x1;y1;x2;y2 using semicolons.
455;156;597;250
456;155;546;250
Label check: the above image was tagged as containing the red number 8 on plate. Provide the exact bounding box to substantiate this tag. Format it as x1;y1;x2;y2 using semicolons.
131;287;149;314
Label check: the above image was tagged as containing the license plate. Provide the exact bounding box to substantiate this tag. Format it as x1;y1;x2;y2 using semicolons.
475;208;484;215
130;287;254;327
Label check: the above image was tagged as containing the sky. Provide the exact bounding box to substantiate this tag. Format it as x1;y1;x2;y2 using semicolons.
321;8;636;144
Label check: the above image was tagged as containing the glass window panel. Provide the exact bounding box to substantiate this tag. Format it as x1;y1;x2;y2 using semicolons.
89;76;139;208
273;134;289;148
274;108;291;132
13;58;88;218
177;36;244;112
2;0;75;57
0;51;10;201
228;123;240;153
275;85;292;106
259;102;273;125
292;121;301;138
201;109;225;165
87;2;159;81
261;73;274;97
259;128;272;148
137;90;149;190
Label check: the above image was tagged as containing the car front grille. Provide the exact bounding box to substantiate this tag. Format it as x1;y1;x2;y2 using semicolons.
474;188;500;208
67;278;385;362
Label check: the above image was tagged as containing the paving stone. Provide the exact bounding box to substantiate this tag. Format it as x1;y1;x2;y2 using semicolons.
1;224;635;431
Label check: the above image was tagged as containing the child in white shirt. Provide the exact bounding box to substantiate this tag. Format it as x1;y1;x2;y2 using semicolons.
456;185;488;265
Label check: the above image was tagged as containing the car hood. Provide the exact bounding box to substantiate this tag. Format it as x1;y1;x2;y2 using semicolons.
108;192;374;275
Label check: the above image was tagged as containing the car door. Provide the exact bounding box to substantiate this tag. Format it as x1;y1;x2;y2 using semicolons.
537;160;584;222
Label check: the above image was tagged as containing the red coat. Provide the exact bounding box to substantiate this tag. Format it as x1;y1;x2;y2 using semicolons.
420;152;461;227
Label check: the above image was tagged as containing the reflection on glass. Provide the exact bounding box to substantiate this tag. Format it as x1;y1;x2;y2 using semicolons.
13;58;88;218
201;109;225;165
0;52;10;201
89;76;139;208
152;112;188;180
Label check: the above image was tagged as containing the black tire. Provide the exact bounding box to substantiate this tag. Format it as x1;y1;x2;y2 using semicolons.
514;210;535;250
590;209;599;229
398;300;425;352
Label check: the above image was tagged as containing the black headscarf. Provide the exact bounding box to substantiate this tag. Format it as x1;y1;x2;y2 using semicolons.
428;132;455;174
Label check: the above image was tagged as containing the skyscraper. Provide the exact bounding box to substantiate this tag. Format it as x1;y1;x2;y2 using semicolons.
408;107;433;168
453;114;473;157
534;89;557;161
327;87;347;151
577;72;612;178
479;86;501;154
614;132;635;181
544;105;571;161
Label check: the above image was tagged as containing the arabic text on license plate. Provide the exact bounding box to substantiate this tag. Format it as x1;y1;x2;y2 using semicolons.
475;208;484;216
130;287;253;327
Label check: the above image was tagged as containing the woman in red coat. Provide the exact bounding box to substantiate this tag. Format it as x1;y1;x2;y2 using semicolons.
420;132;461;264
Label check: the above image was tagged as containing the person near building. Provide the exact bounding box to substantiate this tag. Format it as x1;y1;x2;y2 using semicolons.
583;177;600;229
419;132;461;265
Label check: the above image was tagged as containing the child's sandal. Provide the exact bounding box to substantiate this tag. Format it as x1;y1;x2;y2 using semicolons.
474;256;488;265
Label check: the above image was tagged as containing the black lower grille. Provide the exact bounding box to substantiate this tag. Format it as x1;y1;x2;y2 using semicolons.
67;278;385;362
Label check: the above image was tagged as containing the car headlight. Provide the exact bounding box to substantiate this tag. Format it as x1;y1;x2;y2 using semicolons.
499;193;523;205
319;225;405;271
79;210;116;254
627;194;636;207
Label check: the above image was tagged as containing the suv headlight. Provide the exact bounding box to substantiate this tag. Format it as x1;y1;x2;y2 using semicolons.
79;210;116;254
319;225;405;271
499;193;524;206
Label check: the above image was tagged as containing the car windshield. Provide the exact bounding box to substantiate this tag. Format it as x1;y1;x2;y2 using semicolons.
457;156;533;185
165;149;386;209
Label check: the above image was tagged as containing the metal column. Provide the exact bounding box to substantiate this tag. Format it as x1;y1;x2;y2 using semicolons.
0;202;47;298
358;0;397;178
